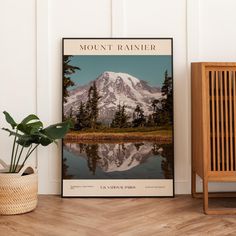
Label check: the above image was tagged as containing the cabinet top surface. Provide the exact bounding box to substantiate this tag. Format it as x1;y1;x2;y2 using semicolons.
191;62;236;67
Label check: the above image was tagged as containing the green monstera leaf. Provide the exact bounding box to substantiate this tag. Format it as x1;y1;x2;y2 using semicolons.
21;114;40;125
17;121;43;135
17;114;43;135
2;111;72;173
3;111;17;129
42;121;71;140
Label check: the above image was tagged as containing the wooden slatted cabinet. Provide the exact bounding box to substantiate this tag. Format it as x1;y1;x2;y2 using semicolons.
191;62;236;214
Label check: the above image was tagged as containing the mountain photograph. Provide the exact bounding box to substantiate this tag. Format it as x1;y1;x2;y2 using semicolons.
64;71;162;124
62;54;173;179
63;55;173;134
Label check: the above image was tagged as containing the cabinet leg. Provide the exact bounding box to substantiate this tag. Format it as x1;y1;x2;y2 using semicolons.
191;170;197;198
203;178;209;214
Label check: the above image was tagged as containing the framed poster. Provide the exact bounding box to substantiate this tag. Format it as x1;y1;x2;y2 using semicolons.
62;38;174;197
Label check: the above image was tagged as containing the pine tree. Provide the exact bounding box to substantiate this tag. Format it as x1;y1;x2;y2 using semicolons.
146;114;155;127
85;86;93;127
120;105;130;127
151;99;159;113
85;82;101;129
63;56;80;103
132;105;146;127
111;104;129;128
151;99;162;126
111;104;122;128
68;107;76;129
161;70;173;124
75;102;88;130
90;82;101;129
150;71;173;126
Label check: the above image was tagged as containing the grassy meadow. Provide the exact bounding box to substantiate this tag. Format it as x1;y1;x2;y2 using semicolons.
65;126;172;143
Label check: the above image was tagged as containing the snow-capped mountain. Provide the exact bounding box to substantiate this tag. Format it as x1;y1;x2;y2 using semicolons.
64;142;163;173
64;71;162;123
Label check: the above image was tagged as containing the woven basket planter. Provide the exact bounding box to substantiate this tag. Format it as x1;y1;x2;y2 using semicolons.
0;160;38;215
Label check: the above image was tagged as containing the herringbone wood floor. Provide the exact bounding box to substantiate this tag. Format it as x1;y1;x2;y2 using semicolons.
1;195;236;236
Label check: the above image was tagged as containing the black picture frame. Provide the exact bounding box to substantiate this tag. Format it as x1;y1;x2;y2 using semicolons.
61;38;174;198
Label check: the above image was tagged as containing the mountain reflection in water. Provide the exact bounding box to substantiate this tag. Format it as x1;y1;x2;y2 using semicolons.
63;142;173;180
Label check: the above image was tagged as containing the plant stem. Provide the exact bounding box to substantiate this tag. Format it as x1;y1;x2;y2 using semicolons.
13;145;24;172
26;144;33;157
12;143;19;172
9;130;18;172
18;144;39;173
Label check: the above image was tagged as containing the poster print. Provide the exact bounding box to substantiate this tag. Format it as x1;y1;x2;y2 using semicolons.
62;38;174;197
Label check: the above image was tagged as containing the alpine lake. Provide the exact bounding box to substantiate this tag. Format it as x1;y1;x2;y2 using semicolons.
63;140;173;180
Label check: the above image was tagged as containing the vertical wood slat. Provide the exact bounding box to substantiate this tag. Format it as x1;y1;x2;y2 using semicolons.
206;70;211;174
208;71;211;171
215;71;220;171
229;71;233;171
208;71;212;171
233;71;236;170
211;71;216;171
224;71;229;171
220;72;225;171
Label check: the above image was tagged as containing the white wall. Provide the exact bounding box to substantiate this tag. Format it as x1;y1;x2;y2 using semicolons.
199;0;236;61
1;0;236;194
0;0;37;169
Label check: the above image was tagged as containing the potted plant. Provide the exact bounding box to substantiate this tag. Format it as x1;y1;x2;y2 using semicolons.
0;111;71;215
